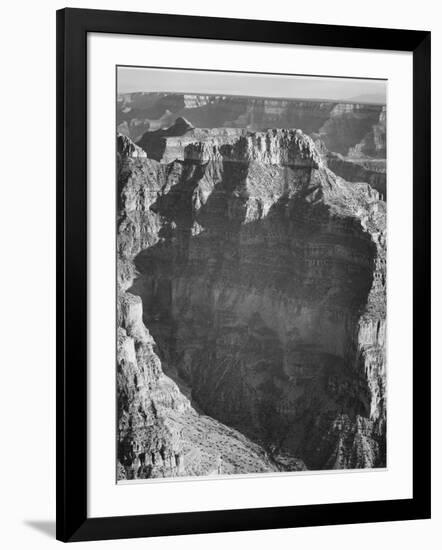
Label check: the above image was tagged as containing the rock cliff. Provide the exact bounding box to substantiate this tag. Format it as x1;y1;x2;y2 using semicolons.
117;134;281;479
117;93;386;159
117;119;386;478
326;153;387;200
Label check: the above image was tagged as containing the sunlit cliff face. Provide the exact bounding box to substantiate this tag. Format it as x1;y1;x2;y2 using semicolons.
118;93;386;157
116;121;386;480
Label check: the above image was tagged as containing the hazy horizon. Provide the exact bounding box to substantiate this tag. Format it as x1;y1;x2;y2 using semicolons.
118;66;387;104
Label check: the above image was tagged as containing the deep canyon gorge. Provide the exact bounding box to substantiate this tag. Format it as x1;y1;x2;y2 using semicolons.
116;95;387;480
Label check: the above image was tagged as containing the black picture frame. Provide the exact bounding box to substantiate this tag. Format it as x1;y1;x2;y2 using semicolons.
56;7;431;543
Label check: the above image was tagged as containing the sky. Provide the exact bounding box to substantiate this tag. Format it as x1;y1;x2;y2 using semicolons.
117;66;386;104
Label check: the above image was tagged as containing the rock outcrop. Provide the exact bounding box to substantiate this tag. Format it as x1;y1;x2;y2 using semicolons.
117;93;386;159
326;153;387;200
117;119;387;479
117;133;281;479
348;106;387;159
317;102;384;156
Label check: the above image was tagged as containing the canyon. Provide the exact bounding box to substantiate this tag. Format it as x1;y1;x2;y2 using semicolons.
117;93;386;156
118;93;387;198
116;110;386;480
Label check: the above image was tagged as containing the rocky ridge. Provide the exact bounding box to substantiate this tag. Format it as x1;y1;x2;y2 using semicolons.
117;134;282;479
117;93;386;158
117;119;386;479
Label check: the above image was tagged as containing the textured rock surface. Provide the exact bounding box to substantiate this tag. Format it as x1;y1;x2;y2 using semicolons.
117;133;281;479
117;119;386;478
317;102;385;156
348;106;387;159
326;153;387;200
117;93;386;159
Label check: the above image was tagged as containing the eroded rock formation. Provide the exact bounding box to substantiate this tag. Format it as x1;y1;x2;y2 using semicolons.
117;93;386;158
116;119;386;479
117;134;280;479
326;153;387;200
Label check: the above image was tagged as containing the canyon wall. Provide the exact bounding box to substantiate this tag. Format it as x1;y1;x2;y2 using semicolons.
117;121;387;479
326;153;387;200
117;134;281;479
117;93;386;159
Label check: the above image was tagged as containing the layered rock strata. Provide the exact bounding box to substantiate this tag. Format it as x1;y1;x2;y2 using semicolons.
117;93;386;159
117;120;386;479
326;153;387;200
117;134;280;479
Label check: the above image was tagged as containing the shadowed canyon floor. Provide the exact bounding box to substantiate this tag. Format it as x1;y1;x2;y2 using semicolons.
116;118;386;480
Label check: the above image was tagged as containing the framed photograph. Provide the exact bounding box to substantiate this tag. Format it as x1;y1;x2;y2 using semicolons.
56;8;431;542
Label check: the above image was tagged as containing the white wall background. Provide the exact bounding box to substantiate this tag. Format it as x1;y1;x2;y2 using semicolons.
0;0;439;548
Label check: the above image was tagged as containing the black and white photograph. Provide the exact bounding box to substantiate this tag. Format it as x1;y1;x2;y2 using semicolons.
116;67;387;481
0;0;436;546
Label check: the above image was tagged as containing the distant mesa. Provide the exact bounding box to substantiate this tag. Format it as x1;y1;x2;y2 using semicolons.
118;93;386;163
345;93;386;105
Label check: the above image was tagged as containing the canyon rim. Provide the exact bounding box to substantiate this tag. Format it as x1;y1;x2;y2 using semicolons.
116;68;387;481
